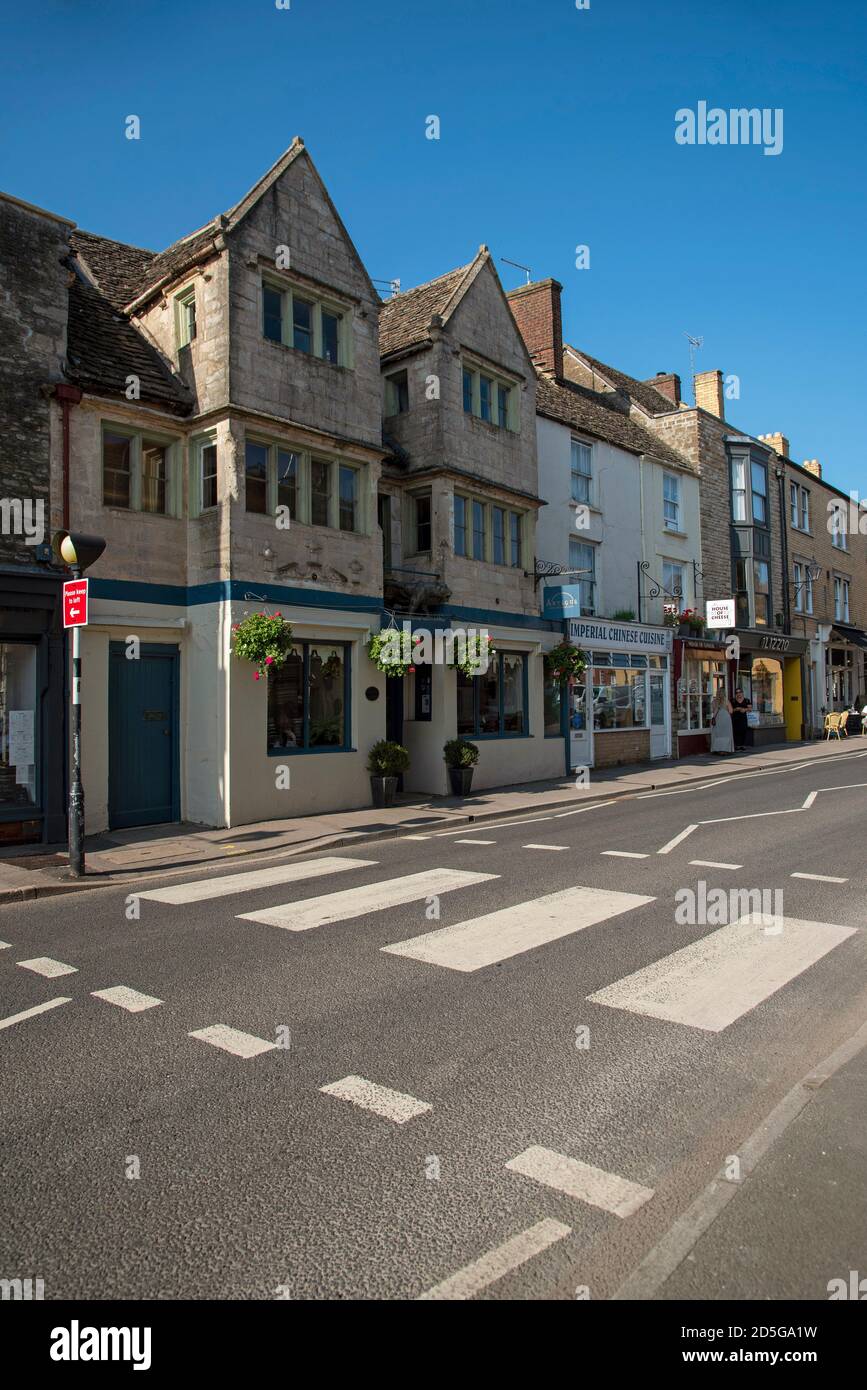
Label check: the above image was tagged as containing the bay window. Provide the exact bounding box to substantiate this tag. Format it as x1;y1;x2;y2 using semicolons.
461;361;518;431
454;492;524;566
262;276;350;367
244;439;365;532
751;460;768;524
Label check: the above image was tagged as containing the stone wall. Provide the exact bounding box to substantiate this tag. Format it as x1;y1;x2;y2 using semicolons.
0;194;71;562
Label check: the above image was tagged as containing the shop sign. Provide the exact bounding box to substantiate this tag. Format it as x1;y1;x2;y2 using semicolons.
566;616;672;654
758;634;792;653
706;599;735;628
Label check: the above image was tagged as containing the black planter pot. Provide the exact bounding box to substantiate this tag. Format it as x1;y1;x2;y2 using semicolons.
447;766;474;797
370;775;398;808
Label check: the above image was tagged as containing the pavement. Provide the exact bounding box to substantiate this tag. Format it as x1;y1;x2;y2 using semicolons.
1;747;866;1300
1;736;864;902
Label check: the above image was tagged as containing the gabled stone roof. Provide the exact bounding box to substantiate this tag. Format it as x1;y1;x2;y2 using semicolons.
566;346;678;417
379;255;483;359
66;279;193;415
535;373;691;470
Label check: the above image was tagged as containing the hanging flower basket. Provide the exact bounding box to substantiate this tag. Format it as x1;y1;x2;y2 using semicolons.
231;611;294;681
447;633;496;677
367;630;415;678
544;642;587;680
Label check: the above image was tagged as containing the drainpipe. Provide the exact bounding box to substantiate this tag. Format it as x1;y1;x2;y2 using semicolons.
53;384;82;529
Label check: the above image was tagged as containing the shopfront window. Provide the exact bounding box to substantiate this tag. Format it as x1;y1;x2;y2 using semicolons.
457;652;527;737
827;646;858;710
750;658;783;726
678;658;725;732
592;663;647;731
0;642;38;808
543;670;564;737
267;642;348;751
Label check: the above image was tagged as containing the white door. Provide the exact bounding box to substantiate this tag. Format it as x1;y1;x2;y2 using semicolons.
649;670;668;759
569;673;593;770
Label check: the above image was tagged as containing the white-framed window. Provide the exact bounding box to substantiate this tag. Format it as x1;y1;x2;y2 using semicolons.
834;576;851;622
831;502;849;550
731;457;747;522
244;437;363;532
453;491;524;566
191;434;218;514
751;459;768;524
569;538;596;615
663;472;681;531
662;558;686;603
571;440;592;505
679;658;726;731
384;369;409;416
793;561;814;615
261;276;350;366
101;424;181;517
175;285;197;349
461;361;518;431
790;481;810;532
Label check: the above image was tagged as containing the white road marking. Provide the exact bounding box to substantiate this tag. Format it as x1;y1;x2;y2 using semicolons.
690;860;742;871
554;799;618;817
588;915;857;1032
523;843;568;851
791;872;848;883
455;838;496;845
319;1075;431;1124
802;790;818;809
602;850;649;859
0;997;72;1031
0;941;11;950
417;1219;571;1300
403;834;432;840
91;986;163;1012
657;824;698;855
506;1146;654;1218
434;815;555;836
137;856;376;904
238;868;496;932
16;957;77;978
382;885;654;973
188;1024;277;1058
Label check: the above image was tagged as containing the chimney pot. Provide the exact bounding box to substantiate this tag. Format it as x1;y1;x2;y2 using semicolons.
802;458;823;479
693;369;724;418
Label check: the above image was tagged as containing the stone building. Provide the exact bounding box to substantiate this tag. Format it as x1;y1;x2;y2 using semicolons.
0;192;70;843
506;279;702;768
565;354;807;748
54;140;390;831
378;251;565;793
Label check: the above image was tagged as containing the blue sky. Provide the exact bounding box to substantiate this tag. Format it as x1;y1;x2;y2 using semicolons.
2;0;864;493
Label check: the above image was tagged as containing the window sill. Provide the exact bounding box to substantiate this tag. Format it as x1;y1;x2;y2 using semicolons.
267;745;356;757
262;337;352;372
463;413;518;436
102;505;182;522
662;528;688;539
458;731;531;741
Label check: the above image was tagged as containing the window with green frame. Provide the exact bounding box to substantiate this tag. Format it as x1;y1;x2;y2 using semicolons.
244;439;363;532
456;651;527;738
461;362;518;431
102;425;180;516
267;642;350;752
261;276;350;366
454;491;524;566
175;286;197;349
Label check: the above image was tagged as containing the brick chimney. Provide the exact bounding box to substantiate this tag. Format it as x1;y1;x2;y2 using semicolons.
757;432;791;459
506;278;563;379
644;371;681;405
694;369;724;418
802;458;822;479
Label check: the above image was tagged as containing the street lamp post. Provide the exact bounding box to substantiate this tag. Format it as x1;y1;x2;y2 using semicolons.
52;531;106;878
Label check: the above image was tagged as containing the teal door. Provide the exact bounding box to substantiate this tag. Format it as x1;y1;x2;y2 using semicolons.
109;643;180;829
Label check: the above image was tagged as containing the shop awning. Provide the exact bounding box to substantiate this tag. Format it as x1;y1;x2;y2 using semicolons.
682;646;730;662
831;625;867;651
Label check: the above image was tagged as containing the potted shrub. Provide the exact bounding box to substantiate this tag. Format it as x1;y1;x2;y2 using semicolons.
231;611;294;680
367;739;411;808
544;641;587;681
443;737;479;796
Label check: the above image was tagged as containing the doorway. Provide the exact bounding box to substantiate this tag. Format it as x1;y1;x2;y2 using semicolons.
568;673;592;770
649;670;668;759
109;643;180;829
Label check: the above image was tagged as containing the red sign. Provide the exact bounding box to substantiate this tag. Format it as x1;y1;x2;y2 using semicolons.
63;578;89;628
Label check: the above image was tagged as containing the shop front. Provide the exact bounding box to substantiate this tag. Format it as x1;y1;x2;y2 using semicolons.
564;616;672;769
731;630;807;745
826;625;867;715
674;637;733;756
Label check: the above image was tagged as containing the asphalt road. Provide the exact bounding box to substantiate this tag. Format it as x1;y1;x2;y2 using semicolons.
2;747;866;1301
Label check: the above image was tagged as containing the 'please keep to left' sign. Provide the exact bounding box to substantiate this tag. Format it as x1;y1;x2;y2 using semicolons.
63;578;89;628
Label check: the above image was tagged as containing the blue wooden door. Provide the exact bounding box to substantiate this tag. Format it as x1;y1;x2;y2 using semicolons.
108;643;179;829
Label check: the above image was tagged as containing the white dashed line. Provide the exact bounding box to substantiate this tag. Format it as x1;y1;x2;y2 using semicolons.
523;843;568;851
188;1025;277;1058
455;839;496;845
418;1218;571;1300
602;850;649;859
91;986;163;1013
319;1075;432;1124
657;824;698;855
17;957;77;978
689;860;742;871
790;872;848;883
0;997;72;1031
506;1146;654;1218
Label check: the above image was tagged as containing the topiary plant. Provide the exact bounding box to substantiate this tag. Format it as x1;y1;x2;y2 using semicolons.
367;740;411;777
443;737;480;769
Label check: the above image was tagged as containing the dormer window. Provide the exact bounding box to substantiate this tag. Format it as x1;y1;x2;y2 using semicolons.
261;276;350;367
462;361;518;431
175;286;197;349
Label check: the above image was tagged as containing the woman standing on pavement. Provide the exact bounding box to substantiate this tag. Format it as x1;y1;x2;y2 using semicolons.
730;687;752;751
710;691;734;755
